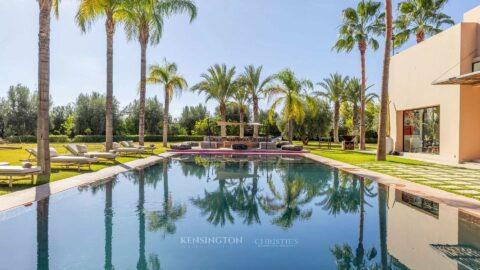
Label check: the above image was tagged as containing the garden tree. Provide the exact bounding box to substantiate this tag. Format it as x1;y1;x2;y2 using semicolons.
122;0;197;146
231;83;250;138
74;92;120;135
147;61;188;147
377;0;393;161
395;0;454;45
192;64;237;137
316;73;349;143
76;0;127;151
37;0;60;174
50;104;74;135
344;78;377;137
294;98;332;145
213;104;251;136
1;84;37;137
334;0;383;150
192;117;219;136
178;104;208;134
366;101;380;138
258;110;281;137
123;97;164;135
238;65;273;138
265;69;315;143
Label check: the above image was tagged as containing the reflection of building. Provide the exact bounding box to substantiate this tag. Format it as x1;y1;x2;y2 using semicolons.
387;188;480;270
389;6;480;163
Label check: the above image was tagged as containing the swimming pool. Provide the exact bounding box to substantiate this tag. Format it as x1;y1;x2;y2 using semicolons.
0;154;479;270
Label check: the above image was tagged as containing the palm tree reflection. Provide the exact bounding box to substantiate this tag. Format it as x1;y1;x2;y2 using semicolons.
37;198;49;270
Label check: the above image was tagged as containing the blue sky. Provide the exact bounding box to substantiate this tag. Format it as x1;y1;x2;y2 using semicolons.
0;0;478;117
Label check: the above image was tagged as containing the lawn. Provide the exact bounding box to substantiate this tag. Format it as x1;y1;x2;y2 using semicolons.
0;142;167;195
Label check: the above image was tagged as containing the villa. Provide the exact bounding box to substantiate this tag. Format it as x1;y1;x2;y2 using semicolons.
389;6;480;163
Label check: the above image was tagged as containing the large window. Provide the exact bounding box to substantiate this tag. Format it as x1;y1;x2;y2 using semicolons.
403;106;440;154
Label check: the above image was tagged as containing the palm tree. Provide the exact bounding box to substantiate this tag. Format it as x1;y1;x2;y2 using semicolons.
334;0;383;150
265;69;314;143
191;64;236;137
377;0;393;161
147;61;188;147
147;160;186;237
238;65;273;138
76;0;127;151
316;73;349;143
345;78;378;140
123;0;197;145
37;0;60;174
231;83;250;138
395;0;454;45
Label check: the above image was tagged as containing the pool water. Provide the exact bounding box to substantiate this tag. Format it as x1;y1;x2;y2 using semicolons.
1;155;480;270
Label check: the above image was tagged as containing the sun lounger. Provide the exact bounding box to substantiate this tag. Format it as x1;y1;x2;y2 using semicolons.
26;148;97;171
111;142;145;157
120;141;156;153
259;142;277;150
0;165;41;187
64;144;117;162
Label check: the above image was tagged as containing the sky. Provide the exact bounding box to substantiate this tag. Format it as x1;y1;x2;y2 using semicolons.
0;0;478;118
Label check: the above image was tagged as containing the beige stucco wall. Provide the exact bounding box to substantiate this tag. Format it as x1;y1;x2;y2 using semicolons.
389;24;463;162
464;6;480;23
387;188;459;270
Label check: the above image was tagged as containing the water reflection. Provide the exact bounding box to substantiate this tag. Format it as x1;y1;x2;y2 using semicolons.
15;155;480;269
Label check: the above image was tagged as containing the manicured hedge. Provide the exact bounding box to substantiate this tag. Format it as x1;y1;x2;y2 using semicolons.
72;135;204;143
6;135;69;143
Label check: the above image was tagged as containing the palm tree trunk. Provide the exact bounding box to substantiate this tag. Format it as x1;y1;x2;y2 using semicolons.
377;0;392;161
37;0;52;174
105;180;113;270
359;41;367;151
333;101;340;143
253;96;259;138
220;102;227;137
288;118;293;144
105;17;115;151
416;31;425;43
138;39;147;146
239;108;245;138
163;87;169;147
353;102;359;138
37;198;49;270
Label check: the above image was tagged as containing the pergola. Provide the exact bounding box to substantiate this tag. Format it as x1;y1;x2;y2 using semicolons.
433;71;480;85
216;122;262;138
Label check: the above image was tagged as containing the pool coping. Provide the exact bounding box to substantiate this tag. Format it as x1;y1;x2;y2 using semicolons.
2;151;480;218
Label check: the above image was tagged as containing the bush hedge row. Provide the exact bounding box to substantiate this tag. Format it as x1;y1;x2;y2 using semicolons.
6;135;70;143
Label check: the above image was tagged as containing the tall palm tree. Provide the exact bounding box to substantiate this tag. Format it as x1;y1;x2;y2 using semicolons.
345;78;377;140
395;0;454;45
147;61;188;147
76;0;127;151
231;83;250;138
334;0;383;150
265;69;314;143
37;0;60;174
191;64;236;137
238;65;273;138
123;0;197;145
316;73;349;143
377;0;393;161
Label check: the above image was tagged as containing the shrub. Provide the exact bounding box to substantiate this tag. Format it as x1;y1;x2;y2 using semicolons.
71;135;203;143
6;135;69;143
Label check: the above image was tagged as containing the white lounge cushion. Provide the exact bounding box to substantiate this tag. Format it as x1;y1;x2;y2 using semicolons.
51;156;97;164
28;148;59;157
0;166;41;174
84;152;116;159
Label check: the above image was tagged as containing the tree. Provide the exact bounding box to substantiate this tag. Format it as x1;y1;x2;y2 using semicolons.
50;104;74;135
37;0;60;174
1;84;37;136
344;78;377;138
192;64;236;137
76;0;128;151
147;61;188;147
238;65;273;138
294;98;332;145
231;83;250;138
395;0;454;45
178;104;208;135
123;97;164;135
265;69;314;143
74;92;120;135
334;0;383;150
316;73;349;143
377;0;393;161
122;0;197;145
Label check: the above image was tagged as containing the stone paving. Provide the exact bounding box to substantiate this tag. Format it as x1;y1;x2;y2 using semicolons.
357;162;480;199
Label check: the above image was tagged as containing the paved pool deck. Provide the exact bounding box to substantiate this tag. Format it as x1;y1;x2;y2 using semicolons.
2;151;480;219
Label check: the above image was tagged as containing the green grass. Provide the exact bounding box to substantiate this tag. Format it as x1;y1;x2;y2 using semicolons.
0;142;167;195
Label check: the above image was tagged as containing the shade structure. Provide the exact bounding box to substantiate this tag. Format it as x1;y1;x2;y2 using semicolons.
433;71;480;85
